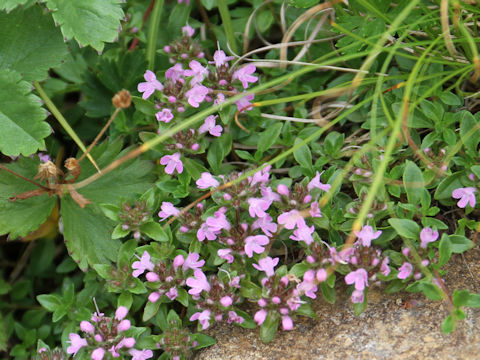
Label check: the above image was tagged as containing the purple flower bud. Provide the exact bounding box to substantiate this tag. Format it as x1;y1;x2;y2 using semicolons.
80;320;95;334
402;247;410;257
122;337;136;348
117;319;131;332
122;224;129;230
115;306;128;320
316;268;327;282
282;316;294;330
421;259;430;267
181;53;188;59
277;184;289;196
303;195;312;203
91;348;105;360
219;79;227;86
220;296;233;307
180;225;189;233
258;298;267;307
168;96;177;103
197;52;205;59
173;254;185;270
414;272;422;280
178;106;185;113
254;310;267;326
146;272;160;282
223;193;232;201
272;296;281;304
148;292;161;303
191;143;199;151
164;45;171;53
306;255;316;264
94;334;103;342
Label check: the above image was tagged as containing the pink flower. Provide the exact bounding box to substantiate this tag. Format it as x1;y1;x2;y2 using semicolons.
206;210;231;232
196;172;220;189
129;349;154;360
250;166;271;186
380;257;390;276
220;296;233;307
197;222;219;241
182;25;195;37
398;262;413;279
252;214;277;236
452;187;476;208
158;202;180;221
185;84;209;107
307;171;331;192
254;309;268;325
117;319;131;332
345;268;369;291
160;153;183;174
351;289;364;303
137;70;163;99
420;227;439;248
277;210;306;230
184;60;208;85
233;64;258;89
260;186;280;202
218;248;234;263
316;268;327;282
247;198;271;218
354;225;382;247
297;270;317;299
190;309;211;330
198;115;222;136
165;63;184;81
156;108;174;123
186;269;211;295
227;311;244;324
245;235;270;257
166;287;178;300
235;92;254;112
91;348;105;360
182;252;205;271
67;333;87;356
252;256;279;277
290;224;315;245
210;50;234;67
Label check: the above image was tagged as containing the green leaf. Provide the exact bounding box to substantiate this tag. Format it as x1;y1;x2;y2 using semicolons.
403;160;423;204
257;10;274;33
111;224;129;239
0;6;68;82
143;300;161;322
438;233;452;267
0;0;35;12
192;333;217;349
0;69;51;156
37;294;62;312
140;222;168;242
0;156;56;239
117;292;133;310
406;281;444;301
287;0;319;8
259;312;279;343
257;123;283;153
61;197;120;271
46;0;124;52
388;218;420;239
466;294;480;308
320;282;336;304
459;111;480;155
449;235;473;253
452;289;470;308
323;131;344;157
293;138;313;172
441;314;456;334
434;172;464;201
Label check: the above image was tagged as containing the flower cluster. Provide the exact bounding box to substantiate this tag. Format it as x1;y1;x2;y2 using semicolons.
136;26;259;176
67;306;152;360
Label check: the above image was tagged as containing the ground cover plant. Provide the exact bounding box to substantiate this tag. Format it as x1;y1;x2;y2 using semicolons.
1;0;480;359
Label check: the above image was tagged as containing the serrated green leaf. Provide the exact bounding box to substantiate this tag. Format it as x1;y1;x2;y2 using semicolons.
388;218;420;239
0;6;68;81
61;196;120;271
0;69;51;156
45;0;124;52
0;156;56;239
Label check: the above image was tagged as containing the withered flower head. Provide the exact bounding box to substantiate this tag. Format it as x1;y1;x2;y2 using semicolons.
35;161;59;180
112;89;132;109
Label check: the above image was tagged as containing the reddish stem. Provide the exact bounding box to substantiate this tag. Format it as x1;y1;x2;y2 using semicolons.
129;0;156;52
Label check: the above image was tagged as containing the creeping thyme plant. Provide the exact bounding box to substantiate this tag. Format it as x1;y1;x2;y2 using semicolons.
2;0;480;359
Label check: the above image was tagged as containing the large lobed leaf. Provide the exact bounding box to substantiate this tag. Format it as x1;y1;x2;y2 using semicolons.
0;157;56;239
0;69;51;156
0;5;68;82
61;138;155;270
45;0;124;52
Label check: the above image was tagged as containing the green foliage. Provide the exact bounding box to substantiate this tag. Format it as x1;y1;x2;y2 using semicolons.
0;6;68;81
45;0;124;51
0;69;51;156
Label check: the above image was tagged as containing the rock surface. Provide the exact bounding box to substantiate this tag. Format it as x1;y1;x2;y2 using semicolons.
195;250;480;360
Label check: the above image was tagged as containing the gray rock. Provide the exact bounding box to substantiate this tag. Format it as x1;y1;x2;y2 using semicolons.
195;250;480;360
